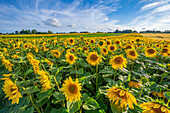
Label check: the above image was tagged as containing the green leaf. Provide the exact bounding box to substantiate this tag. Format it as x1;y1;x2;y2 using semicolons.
24;69;34;75
99;67;114;74
22;86;40;95
99;86;109;94
81;93;90;101
164;92;170;100
50;108;68;113
67;101;82;113
83;98;100;110
53;92;65;101
70;68;83;75
24;106;34;113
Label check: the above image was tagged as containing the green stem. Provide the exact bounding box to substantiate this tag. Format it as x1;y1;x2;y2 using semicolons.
23;87;41;113
114;69;117;81
96;65;98;92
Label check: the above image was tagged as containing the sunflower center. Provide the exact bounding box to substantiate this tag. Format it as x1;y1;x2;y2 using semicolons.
69;84;78;94
126;45;132;49
107;41;111;45
136;39;140;42
99;41;103;46
25;45;27;48
129;51;136;56
55;52;59;55
147;49;155;54
114;89;127;99
91;40;94;43
69;55;74;61
115;41;120;44
162;49;168;53
103;48;107;53
164;45;168;47
110;46;115;51
114;57;123;64
90;54;98;61
156;45;159;47
152;107;163;113
70;39;73;43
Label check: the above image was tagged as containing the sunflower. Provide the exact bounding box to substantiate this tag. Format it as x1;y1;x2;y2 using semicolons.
86;51;102;66
98;40;106;47
23;43;29;49
126;49;138;60
61;76;82;102
38;70;51;91
140;102;170;113
145;48;157;57
82;46;89;53
2;59;14;72
45;58;53;66
27;53;34;61
30;59;40;74
2;79;22;104
90;39;95;44
1;73;12;82
151;91;166;98
128;81;142;88
68;38;75;45
115;40;121;45
161;48;169;57
106;87;137;109
106;40;111;46
109;55;127;70
125;44;133;49
51;50;61;58
11;55;19;59
101;47;108;56
85;41;89;46
65;52;77;65
155;44;160;48
108;45;117;52
3;48;7;53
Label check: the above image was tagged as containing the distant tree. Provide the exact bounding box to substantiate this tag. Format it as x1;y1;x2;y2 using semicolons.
48;30;53;34
32;29;37;34
20;29;25;34
15;31;19;34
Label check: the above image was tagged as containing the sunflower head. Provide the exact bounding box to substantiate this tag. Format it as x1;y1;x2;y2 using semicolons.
61;76;82;102
68;38;75;45
101;47;108;56
109;55;127;70
2;79;22;104
65;52;77;65
128;81;142;88
140;102;170;113
86;51;102;66
52;50;61;58
108;45;116;52
106;87;137;110
145;48;157;57
98;40;106;47
90;39;95;44
161;48;169;57
126;49;138;60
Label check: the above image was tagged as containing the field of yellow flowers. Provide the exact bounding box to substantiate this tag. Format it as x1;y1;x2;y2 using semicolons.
0;33;170;113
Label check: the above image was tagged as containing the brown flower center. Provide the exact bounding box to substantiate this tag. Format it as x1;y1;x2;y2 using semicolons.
103;48;107;53
69;84;78;94
126;45;132;49
90;54;98;61
107;41;111;45
147;49;155;54
162;49;168;53
129;50;136;56
114;57;123;64
69;55;74;61
110;46;115;51
55;52;59;55
114;89;127;99
163;45;168;47
136;39;140;42
115;41;120;44
91;40;94;44
70;39;73;43
152;107;163;113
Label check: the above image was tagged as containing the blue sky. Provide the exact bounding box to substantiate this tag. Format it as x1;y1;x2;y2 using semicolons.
0;0;170;33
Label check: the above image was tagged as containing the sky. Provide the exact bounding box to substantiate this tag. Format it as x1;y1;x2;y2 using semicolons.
0;0;170;33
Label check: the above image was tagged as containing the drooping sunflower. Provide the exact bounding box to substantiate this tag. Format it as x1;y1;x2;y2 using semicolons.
61;76;82;102
51;50;61;58
86;51;102;66
106;87;137;109
108;45;117;52
128;81;142;89
140;102;170;113
126;49;138;60
101;47;108;56
2;79;22;104
65;52;77;65
145;48;157;57
1;73;12;82
2;59;14;72
38;70;51;91
109;55;127;70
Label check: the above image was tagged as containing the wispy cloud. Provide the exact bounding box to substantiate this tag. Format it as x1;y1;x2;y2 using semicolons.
42;18;62;27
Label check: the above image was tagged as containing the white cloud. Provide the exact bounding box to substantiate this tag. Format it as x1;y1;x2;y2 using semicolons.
42;18;62;27
67;24;76;28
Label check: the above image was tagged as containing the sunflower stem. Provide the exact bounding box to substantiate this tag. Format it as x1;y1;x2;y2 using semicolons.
54;76;60;91
96;65;98;92
23;87;41;113
114;69;117;81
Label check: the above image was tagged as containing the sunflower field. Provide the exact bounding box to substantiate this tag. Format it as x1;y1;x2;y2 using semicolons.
0;33;170;113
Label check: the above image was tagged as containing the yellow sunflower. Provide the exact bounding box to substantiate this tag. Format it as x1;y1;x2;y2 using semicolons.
3;48;7;53
2;59;14;72
98;40;106;47
109;55;127;70
145;48;157;57
115;40;121;45
23;43;29;49
106;87;137;109
161;48;169;57
45;58;53;66
108;45;117;52
106;40;112;46
38;70;51;91
61;76;82;102
2;79;22;104
90;39;95;44
86;51;102;66
126;49;138;60
125;44;133;49
140;102;170;113
68;38;75;45
51;50;61;58
128;81;142;88
65;52;77;65
101;47;108;56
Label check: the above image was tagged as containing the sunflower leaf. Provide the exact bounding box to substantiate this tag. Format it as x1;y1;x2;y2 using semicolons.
83;98;100;110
